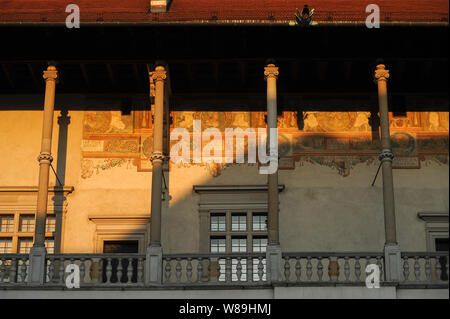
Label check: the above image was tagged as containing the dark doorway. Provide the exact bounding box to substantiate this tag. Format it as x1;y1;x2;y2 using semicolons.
102;240;139;283
435;238;449;281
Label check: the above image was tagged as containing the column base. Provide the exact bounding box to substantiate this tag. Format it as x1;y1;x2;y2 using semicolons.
27;246;47;285
384;243;403;282
145;244;163;285
266;243;282;283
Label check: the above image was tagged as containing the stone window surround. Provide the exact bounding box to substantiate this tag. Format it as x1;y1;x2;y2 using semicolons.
88;215;150;253
0;186;73;254
418;212;449;252
194;184;284;253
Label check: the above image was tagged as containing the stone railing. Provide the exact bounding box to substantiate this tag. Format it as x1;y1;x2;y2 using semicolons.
280;252;384;284
162;253;267;285
401;252;449;285
0;251;448;288
0;254;30;284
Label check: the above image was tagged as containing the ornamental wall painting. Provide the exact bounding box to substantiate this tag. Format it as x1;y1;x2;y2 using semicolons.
81;110;449;178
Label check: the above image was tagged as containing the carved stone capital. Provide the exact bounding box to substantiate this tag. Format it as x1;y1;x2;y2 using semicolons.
378;149;394;162
43;66;58;81
264;64;279;80
374;64;390;82
37;152;53;164
149;152;167;162
149;66;167;83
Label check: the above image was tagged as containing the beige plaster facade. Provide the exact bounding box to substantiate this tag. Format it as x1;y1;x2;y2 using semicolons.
0;108;448;255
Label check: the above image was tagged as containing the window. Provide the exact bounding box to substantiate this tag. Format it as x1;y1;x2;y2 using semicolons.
435;238;449;281
0;238;13;253
0;213;56;254
208;211;268;282
20;215;35;232
0;215;14;232
231;213;246;231
18;237;33;254
210;214;226;232
252;213;267;231
210;236;226;253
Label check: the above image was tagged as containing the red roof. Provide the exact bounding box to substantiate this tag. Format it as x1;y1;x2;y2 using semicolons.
0;0;448;23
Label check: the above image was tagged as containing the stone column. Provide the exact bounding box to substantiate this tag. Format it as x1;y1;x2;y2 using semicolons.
264;62;282;282
29;65;58;285
374;63;402;281
146;65;166;285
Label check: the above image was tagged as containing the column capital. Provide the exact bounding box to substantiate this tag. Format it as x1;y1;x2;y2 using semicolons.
374;64;390;82
264;64;279;80
379;148;394;162
43;66;58;81
149;66;167;83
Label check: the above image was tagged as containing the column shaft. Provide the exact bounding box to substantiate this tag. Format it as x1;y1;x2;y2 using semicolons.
264;64;279;245
149;66;166;246
375;64;397;245
34;66;58;247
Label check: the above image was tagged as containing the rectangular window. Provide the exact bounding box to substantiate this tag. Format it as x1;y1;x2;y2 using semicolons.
20;215;35;232
210;213;226;232
0;215;14;232
252;213;267;231
231;213;246;231
0;238;13;253
210;236;226;253
252;236;268;253
46;215;56;233
18;237;34;254
231;236;247;252
45;237;55;254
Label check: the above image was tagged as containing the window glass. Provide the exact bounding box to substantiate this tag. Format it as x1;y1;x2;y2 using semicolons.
20;215;35;232
45;237;55;254
0;215;14;232
46;215;56;233
210;237;226;253
252;213;267;231
231;213;246;231
0;238;13;253
231;236;247;252
210;214;226;232
18;237;33;254
252;236;268;252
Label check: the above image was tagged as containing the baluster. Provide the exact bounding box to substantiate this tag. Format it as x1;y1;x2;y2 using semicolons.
414;256;421;281
59;257;65;284
295;257;301;282
355;257;361;281
9;258;17;283
116;258;123;284
175;258;182;283
47;257;54;283
403;256;410;281
0;257;6;282
79;258;85;284
317;257;323;281
164;258;171;283
236;257;242;282
435;256;442;281
344;257;350;282
97;258;103;284
225;257;232;283
306;257;312;280
197;258;203;283
137;257;144;283
257;257;264;282
127;258;133;284
425;256;431;282
376;256;383;281
284;256;291;282
186;258;193;283
105;257;112;283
